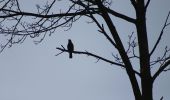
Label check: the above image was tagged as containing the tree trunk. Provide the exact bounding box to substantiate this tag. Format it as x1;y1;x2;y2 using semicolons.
135;1;153;100
141;78;153;100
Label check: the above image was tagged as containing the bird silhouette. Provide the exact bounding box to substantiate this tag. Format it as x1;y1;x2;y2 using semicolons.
67;39;74;59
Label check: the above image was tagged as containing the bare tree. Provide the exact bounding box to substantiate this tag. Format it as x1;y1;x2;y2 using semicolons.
0;0;170;100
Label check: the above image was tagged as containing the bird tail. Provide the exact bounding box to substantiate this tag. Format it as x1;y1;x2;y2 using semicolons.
69;53;72;58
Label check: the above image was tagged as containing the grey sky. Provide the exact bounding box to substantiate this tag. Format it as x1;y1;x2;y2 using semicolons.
0;0;170;100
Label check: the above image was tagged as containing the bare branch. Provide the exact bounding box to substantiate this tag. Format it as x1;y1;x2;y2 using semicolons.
0;0;11;9
0;15;24;53
56;46;125;67
15;0;21;12
150;11;170;56
153;59;170;81
96;1;142;98
150;47;170;67
126;32;138;55
0;8;100;18
56;46;141;76
87;14;117;49
130;0;137;9
145;0;151;10
105;7;136;23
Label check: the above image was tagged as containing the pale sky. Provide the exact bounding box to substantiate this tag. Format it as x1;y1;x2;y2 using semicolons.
0;0;170;100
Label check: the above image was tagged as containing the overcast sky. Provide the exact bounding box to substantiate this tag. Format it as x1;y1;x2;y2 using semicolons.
0;0;170;100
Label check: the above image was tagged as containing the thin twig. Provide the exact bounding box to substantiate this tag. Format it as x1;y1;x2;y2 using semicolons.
150;11;170;56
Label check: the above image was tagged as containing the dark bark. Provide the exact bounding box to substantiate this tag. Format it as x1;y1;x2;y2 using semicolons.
96;1;142;100
135;1;153;100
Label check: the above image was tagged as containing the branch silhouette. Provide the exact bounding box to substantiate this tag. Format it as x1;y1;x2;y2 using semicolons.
0;8;100;18
56;46;124;67
87;14;117;49
0;0;170;99
56;46;140;76
105;7;136;23
153;59;170;81
150;11;170;56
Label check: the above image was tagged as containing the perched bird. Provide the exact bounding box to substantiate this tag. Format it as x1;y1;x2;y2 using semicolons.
67;39;74;59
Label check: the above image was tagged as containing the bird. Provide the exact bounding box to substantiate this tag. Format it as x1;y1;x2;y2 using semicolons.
67;39;74;59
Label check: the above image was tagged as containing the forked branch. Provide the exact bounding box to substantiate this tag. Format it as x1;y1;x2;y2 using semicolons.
153;59;170;81
145;0;151;10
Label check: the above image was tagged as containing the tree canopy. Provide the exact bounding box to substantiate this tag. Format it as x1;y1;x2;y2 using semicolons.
0;0;170;100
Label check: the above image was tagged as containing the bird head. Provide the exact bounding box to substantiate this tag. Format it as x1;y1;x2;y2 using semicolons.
68;39;71;42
